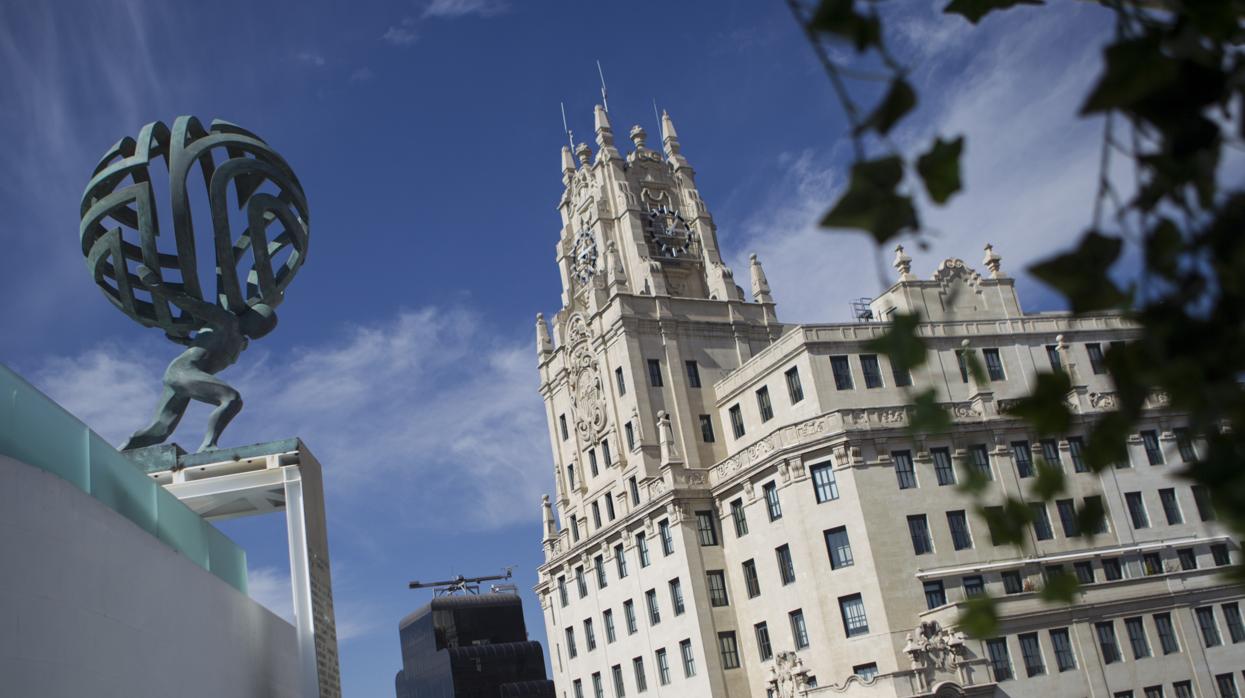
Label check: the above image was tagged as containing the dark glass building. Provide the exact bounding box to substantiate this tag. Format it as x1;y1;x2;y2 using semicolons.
394;594;555;698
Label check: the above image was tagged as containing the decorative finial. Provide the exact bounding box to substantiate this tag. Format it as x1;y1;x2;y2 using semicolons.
629;125;647;150
660;110;680;156
536;313;553;359
750;253;773;304
893;244;913;281
983;243;1003;278
561;145;575;174
575;142;592;166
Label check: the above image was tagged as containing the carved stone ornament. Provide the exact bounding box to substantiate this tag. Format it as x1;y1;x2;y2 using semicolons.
931;258;983;286
565;313;608;438
767;652;810;698
905;620;968;677
1089;391;1118;410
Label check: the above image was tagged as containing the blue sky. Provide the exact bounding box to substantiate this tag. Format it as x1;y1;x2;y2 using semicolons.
0;0;1123;695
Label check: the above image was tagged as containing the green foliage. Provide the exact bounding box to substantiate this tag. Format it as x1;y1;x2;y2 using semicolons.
820;156;918;243
857;79;916;137
957;595;999;636
978;498;1033;548
916;136;964;204
1039;572;1080;604
909;388;953;436
865;312;926;373
1031;461;1066;501
1005;372;1072;436
809;0;880;51
943;0;1044;24
1029;231;1128;313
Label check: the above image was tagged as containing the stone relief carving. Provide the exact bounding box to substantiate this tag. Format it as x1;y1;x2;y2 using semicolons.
766;652;810;698
950;402;982;420
904;621;968;692
931;258;983;286
1088;391;1118;410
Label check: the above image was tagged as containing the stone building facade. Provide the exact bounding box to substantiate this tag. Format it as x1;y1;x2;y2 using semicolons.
532;105;1245;698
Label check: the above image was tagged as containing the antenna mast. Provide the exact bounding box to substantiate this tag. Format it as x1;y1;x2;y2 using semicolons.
652;98;661;128
560;102;574;150
596;60;610;113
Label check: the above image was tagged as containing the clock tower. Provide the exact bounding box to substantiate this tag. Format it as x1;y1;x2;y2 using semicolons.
536;104;782;696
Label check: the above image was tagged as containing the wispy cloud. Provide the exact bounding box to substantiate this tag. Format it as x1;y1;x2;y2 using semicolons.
294;50;327;67
350;67;375;82
248;566;294;623
422;0;507;19
382;17;419;46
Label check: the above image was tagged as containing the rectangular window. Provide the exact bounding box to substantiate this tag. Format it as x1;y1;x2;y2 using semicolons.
625;423;636;451
1019;632;1045;676
656;648;670;686
754;622;773;661
1174;681;1193;698
1179;547;1197;572
1074;561;1095;584
1223;602;1245;643
924;580;947;609
1216;674;1239;698
729;404;745;438
861;354;884;388
718;632;740;669
963;575;985;597
1175;427;1197;462
892;359;913;387
825;526;854;569
789;609;810;649
604;610;616;643
560;414;569;440
585;618;596;650
636;534;650;567
1126;492;1150;529
1193;485;1216;521
611;664;624;697
566;627;577;658
624;600;637;635
707;570;729;607
695;511;718;546
1056;499;1081;537
1103;557;1123;581
854;663;879;680
776;544;796;585
573;680;582;698
1125;616;1151;658
659;519;674;556
647;359;662;387
1144;687;1164;698
932;447;956;486
956;350;971;383
743;559;760;598
1197;606;1222;646
831;355;854;390
591;501;601;528
948;510;973;550
1050;628;1077;671
1142;430;1164;465
615;544;628;578
1087;343;1107;374
1002;570;1024;595
785;366;804;403
668;579;684;615
1013;441;1034;478
679;639;695;678
699;414;715;443
629;476;639;505
894;450;917;489
730;499;748;537
1154;612;1179;654
632;656;646;692
576;566;587;597
987;638;1013;681
605;493;615;520
595;554;607;589
970;444;993;479
1041;439;1061;468
1160;488;1183;525
592;673;602;698
558;576;568;607
589;449;599;478
982;348;1006;380
685;360;700;388
908;514;933;555
756;386;773;422
602;440;612;467
1096;621;1122;664
1046;344;1062;372
1069;436;1087;472
811;462;840;503
764;482;782;520
645;589;660;625
571;516;580;542
839;594;869;637
1031;502;1054;541
616;367;626;395
1143;552;1162;576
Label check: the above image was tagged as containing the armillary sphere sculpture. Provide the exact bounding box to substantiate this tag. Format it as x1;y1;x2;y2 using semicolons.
79;116;309;452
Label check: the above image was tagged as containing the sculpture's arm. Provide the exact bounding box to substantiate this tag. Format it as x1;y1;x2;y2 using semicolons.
136;265;234;328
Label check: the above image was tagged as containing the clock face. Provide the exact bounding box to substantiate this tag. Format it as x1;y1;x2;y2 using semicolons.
645;205;695;258
572;228;599;284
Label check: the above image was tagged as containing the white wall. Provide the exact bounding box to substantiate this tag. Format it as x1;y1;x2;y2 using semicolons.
0;453;299;698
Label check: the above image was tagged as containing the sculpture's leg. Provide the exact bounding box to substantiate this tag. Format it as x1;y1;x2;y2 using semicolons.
182;373;243;453
121;387;190;450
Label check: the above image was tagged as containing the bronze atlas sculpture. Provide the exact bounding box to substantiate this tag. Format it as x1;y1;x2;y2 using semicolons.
79;117;309;452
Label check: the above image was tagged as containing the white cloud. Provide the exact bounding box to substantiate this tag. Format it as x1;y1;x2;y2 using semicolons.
294;51;327;67
422;0;507;19
31;306;550;530
247;566;294;623
382;17;419;46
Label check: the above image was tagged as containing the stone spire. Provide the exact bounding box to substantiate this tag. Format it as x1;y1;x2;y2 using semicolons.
561;145;575;178
893;244;914;281
982;243;1003;278
594;105;620;161
750;253;773;304
660;110;680;156
536;313;553;360
542;494;557;542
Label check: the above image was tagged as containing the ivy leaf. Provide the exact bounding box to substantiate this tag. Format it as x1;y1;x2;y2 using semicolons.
809;0;881;52
944;0;1044;24
1077;496;1107;541
909;388;952;436
1081;36;1180;115
865;312;927;373
1085;411;1132;473
980;498;1033;548
857;78;916;137
1039;572;1080;603
1029;231;1128;313
958;462;991;496
1006;372;1072;436
820;156;919;244
1031;461;1066;501
957;596;998;637
916;136;964;204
